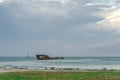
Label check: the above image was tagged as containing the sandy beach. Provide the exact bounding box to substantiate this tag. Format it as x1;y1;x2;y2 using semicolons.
0;68;31;73
0;67;81;73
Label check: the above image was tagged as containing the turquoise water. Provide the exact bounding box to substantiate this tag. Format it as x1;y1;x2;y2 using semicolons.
0;57;120;70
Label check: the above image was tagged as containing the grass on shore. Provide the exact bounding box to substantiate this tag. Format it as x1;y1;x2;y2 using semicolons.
0;71;120;80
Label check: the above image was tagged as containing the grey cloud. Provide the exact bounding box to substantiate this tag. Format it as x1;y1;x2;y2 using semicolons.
0;0;103;33
0;0;120;56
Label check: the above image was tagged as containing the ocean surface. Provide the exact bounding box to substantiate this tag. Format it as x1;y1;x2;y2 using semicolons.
0;57;120;70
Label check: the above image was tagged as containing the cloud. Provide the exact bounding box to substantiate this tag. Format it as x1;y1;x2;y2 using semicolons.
97;8;120;31
0;0;7;4
40;7;69;17
1;0;120;56
92;0;120;32
0;0;102;33
0;0;3;3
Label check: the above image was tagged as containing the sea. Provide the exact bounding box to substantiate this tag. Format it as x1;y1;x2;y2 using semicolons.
0;57;120;70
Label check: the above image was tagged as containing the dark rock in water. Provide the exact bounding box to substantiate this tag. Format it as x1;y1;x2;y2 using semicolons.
36;54;64;60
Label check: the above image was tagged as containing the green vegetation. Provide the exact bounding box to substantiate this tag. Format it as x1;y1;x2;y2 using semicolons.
0;71;120;80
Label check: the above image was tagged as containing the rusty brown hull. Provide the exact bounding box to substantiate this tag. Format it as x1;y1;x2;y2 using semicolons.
36;55;64;60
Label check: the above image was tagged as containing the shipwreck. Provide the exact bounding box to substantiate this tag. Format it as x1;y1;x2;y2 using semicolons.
36;54;64;60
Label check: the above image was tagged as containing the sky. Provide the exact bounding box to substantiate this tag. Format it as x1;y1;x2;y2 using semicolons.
0;0;120;57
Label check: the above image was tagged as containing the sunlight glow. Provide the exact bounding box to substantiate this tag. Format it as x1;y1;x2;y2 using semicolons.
98;9;120;29
0;0;3;3
60;0;65;4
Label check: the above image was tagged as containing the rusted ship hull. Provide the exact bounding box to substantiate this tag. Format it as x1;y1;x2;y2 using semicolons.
36;54;64;60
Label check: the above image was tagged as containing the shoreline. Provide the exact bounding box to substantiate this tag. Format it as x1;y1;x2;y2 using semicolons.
0;67;120;73
0;68;31;73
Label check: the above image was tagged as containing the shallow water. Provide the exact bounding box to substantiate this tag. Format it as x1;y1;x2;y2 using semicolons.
0;57;120;70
